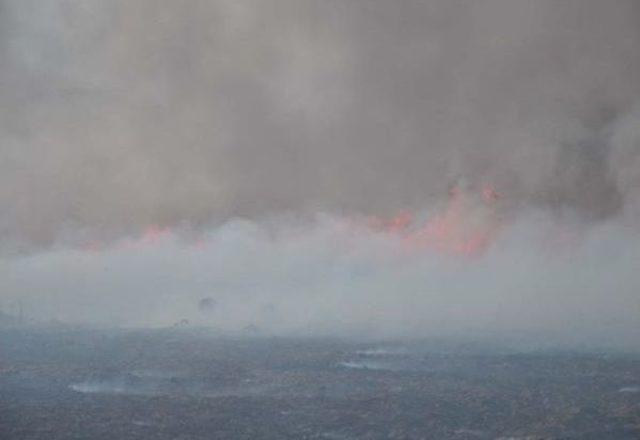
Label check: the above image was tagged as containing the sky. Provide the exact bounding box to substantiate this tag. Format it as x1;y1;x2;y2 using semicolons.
1;0;639;346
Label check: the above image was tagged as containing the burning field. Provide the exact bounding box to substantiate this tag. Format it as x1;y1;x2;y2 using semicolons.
3;178;639;348
3;0;640;438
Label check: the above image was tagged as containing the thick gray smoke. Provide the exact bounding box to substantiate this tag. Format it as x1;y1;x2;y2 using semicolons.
1;1;640;346
2;0;640;248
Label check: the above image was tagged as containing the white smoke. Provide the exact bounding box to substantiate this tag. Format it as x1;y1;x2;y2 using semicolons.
3;210;639;350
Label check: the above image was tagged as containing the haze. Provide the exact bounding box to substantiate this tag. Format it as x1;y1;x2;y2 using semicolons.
1;0;640;348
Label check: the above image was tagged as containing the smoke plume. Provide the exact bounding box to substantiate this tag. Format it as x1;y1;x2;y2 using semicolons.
1;1;640;346
2;0;640;248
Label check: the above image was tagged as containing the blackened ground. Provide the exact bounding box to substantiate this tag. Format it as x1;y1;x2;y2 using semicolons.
1;328;639;439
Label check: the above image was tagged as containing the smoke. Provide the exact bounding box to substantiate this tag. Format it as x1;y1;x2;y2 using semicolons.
2;210;639;349
1;0;640;249
1;1;640;346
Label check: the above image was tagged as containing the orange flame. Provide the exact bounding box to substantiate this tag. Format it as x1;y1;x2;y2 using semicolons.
372;183;503;257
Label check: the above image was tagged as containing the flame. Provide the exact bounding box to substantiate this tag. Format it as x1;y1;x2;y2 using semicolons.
79;182;503;258
368;210;413;234
139;225;171;244
120;225;172;250
81;225;174;254
373;182;503;257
